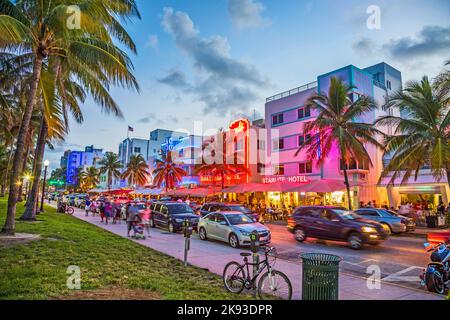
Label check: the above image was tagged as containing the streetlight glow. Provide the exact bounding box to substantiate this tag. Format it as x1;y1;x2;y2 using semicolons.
44;160;50;167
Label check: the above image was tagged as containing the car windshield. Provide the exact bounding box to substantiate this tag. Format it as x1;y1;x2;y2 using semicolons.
228;205;252;213
168;204;194;214
225;214;254;225
333;209;359;220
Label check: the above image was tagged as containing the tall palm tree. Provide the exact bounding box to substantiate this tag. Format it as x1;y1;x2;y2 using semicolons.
78;166;100;192
153;152;187;192
435;60;450;97
99;153;122;191
375;76;450;186
122;154;150;188
195;129;250;200
0;0;140;234
296;77;384;210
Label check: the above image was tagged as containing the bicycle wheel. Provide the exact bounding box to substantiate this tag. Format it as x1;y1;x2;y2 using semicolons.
66;207;74;215
223;261;246;294
257;270;292;300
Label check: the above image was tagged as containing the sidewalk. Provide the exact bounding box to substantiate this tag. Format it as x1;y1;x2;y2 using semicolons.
59;205;444;300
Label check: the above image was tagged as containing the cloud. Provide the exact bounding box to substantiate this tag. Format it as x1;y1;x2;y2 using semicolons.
228;0;269;30
137;113;179;125
383;25;450;59
352;37;376;55
159;7;269;115
145;34;159;48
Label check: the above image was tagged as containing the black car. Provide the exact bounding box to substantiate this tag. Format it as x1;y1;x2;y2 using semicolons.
149;202;199;233
198;202;259;221
287;206;389;249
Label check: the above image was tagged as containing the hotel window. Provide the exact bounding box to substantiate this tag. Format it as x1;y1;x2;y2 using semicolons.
298;106;311;119
257;163;264;174
298;134;312;147
272;113;284;126
299;162;312;174
273;164;284;175
386;80;392;90
257;140;265;150
134;147;141;153
273;138;285;150
179;149;184;157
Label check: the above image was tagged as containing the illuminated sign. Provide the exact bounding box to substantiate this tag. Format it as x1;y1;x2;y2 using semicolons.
200;174;243;183
262;175;309;184
229;118;249;134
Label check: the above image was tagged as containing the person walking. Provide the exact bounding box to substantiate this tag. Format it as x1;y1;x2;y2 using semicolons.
126;203;139;237
104;202;112;225
140;204;151;237
99;202;106;223
85;198;91;217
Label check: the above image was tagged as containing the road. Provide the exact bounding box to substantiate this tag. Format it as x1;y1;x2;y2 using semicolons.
266;223;429;290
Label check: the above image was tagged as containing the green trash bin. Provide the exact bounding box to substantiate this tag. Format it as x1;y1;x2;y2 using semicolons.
301;253;342;300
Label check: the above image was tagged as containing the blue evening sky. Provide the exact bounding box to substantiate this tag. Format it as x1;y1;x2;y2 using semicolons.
46;0;450;170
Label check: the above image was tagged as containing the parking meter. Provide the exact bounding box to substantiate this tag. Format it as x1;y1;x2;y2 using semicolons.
250;230;260;253
250;231;260;296
182;218;192;267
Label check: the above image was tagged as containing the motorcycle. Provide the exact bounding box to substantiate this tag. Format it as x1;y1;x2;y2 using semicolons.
421;240;450;294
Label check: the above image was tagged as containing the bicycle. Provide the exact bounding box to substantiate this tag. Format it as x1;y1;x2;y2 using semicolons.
60;203;74;215
222;246;292;300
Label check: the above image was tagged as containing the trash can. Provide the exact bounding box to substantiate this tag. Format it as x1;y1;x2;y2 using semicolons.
301;253;342;300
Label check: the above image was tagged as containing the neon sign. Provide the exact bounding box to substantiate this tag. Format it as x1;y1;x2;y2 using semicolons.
262;175;309;184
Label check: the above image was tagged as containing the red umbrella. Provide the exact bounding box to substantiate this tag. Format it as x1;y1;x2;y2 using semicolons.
284;179;363;193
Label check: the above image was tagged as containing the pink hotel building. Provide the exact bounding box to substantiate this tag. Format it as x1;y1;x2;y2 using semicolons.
264;62;450;209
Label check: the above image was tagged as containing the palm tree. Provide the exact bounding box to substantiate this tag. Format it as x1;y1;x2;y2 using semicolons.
435;60;450;97
375;76;450;186
153;152;187;192
99;153;122;191
296;77;384;210
122;154;150;188
195;129;250;200
0;0;140;234
78;166;100;192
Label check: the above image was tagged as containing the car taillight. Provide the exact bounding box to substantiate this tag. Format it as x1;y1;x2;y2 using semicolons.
287;218;294;225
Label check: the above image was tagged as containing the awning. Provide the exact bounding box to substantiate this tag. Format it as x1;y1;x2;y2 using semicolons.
285;179;363;193
87;188;134;195
166;187;220;197
222;182;266;193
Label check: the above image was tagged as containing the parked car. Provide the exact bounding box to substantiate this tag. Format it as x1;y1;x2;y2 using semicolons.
354;208;416;234
149;202;199;233
198;202;259;221
198;211;271;248
287;206;389;250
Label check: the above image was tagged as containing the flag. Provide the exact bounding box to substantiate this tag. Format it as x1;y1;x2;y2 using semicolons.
128;126;134;132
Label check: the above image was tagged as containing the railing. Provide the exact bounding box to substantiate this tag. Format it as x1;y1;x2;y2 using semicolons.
266;81;318;103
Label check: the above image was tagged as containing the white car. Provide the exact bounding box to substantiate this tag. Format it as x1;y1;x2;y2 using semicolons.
198;211;271;248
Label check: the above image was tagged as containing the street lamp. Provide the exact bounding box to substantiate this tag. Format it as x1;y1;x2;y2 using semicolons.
40;160;50;212
23;174;31;200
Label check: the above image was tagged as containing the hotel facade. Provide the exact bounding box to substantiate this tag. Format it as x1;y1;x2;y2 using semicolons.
263;62;449;209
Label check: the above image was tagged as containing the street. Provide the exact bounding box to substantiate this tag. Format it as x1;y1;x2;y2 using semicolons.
267;224;429;290
58;204;442;299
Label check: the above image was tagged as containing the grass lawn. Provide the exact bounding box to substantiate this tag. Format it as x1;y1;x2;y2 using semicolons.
0;197;250;300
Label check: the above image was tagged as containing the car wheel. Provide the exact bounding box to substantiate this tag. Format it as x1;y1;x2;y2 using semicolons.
294;227;306;242
168;221;175;233
199;227;207;240
381;223;392;235
229;233;239;248
149;218;156;228
348;232;363;250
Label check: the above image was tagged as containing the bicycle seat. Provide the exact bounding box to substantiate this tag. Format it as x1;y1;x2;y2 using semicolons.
240;252;252;257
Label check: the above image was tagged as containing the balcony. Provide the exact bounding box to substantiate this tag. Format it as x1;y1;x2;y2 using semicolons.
266;81;317;103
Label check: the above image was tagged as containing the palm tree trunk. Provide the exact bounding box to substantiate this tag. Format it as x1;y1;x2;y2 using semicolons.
17;142;31;203
221;171;225;202
2;56;44;235
0;149;13;197
21;116;48;220
343;168;352;210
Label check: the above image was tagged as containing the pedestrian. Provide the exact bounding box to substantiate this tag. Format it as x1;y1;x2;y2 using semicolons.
140;204;151;237
99;202;105;223
85;198;91;217
126;203;139;237
104;202;112;225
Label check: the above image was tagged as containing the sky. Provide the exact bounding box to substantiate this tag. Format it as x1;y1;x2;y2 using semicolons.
46;0;450;170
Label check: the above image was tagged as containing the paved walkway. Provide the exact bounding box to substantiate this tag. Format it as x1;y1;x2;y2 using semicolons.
58;205;444;300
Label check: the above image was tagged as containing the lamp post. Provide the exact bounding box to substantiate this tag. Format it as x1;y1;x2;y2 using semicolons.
40;160;50;212
23;174;31;200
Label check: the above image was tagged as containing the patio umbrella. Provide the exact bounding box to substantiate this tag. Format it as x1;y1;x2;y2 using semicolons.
221;182;265;193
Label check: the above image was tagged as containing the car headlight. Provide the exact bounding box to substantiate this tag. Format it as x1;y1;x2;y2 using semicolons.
175;218;184;223
239;230;251;236
362;226;377;233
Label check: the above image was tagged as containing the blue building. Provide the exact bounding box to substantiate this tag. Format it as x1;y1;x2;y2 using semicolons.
65;146;104;186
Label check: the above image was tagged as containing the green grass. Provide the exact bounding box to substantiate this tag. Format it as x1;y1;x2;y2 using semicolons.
0;197;250;300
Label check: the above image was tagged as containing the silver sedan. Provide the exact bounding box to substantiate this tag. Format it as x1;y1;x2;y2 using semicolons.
198;211;271;248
